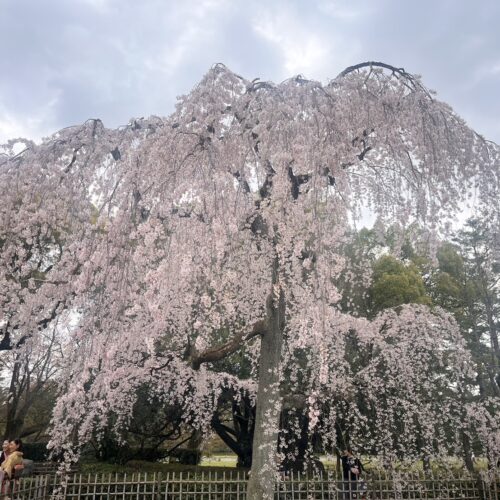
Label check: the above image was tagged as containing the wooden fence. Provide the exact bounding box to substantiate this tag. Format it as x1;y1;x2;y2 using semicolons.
7;469;500;499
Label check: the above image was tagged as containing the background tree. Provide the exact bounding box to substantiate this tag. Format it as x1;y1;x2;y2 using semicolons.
0;323;62;440
454;216;500;395
425;216;500;467
370;255;431;313
344;220;500;469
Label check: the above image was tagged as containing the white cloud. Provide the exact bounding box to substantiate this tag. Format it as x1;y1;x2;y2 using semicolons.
115;0;230;80
76;0;114;13
317;0;372;20
0;98;58;143
484;61;500;76
252;8;361;81
1;0;499;144
253;17;330;78
151;2;222;77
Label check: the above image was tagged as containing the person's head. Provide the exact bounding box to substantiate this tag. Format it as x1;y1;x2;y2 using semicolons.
343;447;353;457
2;440;9;452
8;438;22;453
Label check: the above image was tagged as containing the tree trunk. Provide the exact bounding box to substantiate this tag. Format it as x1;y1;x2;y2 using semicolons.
211;389;255;468
234;395;255;468
4;416;24;440
4;359;23;440
212;411;253;468
475;254;500;394
247;293;284;500
462;431;474;473
484;297;500;394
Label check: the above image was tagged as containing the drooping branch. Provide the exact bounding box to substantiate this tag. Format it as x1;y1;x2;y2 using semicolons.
0;300;65;351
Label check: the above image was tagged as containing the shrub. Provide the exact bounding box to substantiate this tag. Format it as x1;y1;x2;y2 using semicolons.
21;442;50;462
170;448;201;465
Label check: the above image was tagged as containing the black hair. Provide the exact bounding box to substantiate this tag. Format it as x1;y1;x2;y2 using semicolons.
11;438;22;452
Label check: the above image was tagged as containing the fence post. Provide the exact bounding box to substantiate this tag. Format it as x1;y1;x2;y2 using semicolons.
480;469;500;500
156;471;163;500
476;471;487;500
42;474;49;499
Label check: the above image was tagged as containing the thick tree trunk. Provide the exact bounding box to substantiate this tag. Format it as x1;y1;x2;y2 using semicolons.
211;389;255;468
212;411;254;468
247;295;284;500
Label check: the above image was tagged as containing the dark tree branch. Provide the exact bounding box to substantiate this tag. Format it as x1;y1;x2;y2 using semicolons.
212;413;244;456
287;164;311;200
190;320;267;369
337;61;411;79
233;171;251;194
0;300;65;351
336;61;433;99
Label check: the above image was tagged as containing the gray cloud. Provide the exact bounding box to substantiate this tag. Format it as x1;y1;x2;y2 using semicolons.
1;0;499;142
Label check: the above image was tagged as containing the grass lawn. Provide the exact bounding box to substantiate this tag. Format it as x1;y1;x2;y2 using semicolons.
200;455;238;467
80;454;488;475
80;458;242;475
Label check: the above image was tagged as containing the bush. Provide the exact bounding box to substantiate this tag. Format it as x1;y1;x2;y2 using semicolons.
129;447;170;462
21;442;50;462
170;448;201;465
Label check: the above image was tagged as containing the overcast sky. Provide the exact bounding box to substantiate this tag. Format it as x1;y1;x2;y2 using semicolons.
1;0;499;144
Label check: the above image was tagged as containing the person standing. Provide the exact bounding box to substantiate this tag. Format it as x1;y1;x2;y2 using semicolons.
0;441;9;465
341;448;363;499
0;439;23;484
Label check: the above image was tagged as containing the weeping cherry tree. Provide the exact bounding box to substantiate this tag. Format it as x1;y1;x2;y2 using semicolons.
1;62;499;498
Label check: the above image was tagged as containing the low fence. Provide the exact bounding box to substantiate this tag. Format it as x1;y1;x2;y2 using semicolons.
7;469;500;499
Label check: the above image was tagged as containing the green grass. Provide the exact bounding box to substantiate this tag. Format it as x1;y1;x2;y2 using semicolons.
200;455;238;467
80;454;242;475
80;454;489;475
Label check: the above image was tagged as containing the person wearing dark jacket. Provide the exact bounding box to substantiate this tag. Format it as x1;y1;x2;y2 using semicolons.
0;441;9;465
341;448;363;499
